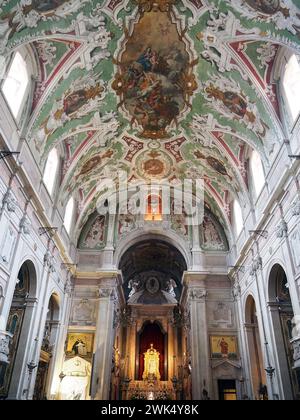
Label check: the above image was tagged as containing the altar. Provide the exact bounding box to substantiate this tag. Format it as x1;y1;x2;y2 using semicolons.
143;344;161;381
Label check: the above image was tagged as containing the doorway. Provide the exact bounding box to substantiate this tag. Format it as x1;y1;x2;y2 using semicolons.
218;380;237;400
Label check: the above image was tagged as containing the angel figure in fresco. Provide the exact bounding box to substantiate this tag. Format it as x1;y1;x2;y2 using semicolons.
205;84;252;121
35;81;104;146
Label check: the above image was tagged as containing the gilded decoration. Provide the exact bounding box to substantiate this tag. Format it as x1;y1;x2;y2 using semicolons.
143;344;161;381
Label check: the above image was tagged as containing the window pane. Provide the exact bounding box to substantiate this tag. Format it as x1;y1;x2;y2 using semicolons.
43;148;59;196
234;200;243;237
64;198;74;234
250;150;265;197
283;54;300;123
2;52;29;118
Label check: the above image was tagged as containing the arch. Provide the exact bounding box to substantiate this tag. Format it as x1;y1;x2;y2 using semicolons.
267;264;297;399
33;292;61;400
244;294;267;400
115;230;191;270
0;260;38;399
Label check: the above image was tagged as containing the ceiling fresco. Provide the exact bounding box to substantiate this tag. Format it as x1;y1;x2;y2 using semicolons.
1;0;300;239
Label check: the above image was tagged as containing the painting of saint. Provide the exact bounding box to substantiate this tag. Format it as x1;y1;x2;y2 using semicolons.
205;85;254;121
113;9;196;138
194;151;231;179
244;0;282;15
66;333;94;358
218;337;229;356
211;336;238;359
76;150;114;180
63;83;104;116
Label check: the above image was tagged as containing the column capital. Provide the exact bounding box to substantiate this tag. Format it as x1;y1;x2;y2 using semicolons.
188;288;208;302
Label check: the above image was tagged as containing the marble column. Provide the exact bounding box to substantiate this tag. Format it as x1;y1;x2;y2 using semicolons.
92;279;119;400
188;287;209;400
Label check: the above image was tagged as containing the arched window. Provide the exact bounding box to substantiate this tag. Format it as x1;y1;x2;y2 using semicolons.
1;51;30;119
64;197;74;234
282;54;300;124
250;150;265;198
233;199;243;237
43;148;59;196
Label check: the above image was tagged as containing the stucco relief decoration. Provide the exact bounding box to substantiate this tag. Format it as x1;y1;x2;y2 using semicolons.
201;215;226;251
211;302;233;328
83;215;105;249
202;75;269;140
0;331;12;364
19;216;31;235
0;0;88;51
171;213;188;237
72;299;95;324
33;74;106;150
112;0;197;139
224;0;300;35
119;214;136;236
2;190;17;213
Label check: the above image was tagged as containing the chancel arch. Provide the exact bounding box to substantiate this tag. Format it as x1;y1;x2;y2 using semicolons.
116;239;187;400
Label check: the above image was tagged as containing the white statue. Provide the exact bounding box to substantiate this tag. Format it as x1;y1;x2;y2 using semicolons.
166;279;177;298
128;279;140;298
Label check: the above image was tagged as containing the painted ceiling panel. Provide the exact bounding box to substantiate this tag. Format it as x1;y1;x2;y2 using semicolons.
0;0;300;234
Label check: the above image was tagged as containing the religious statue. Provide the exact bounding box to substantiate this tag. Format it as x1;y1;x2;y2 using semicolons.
128;278;140;298
165;279;177;298
143;344;161;381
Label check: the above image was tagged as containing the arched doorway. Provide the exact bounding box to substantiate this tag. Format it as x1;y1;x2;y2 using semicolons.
245;295;267;400
0;261;37;399
268;264;298;399
33;294;60;400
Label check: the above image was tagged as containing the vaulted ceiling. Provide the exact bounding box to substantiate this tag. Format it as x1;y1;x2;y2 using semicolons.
1;0;300;236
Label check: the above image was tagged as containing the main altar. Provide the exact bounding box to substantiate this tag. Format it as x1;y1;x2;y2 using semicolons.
143;344;161;381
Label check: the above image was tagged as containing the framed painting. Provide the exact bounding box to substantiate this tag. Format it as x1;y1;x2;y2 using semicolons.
210;335;238;359
66;332;94;359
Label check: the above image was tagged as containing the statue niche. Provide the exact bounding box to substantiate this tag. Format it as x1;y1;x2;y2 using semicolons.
143;344;161;381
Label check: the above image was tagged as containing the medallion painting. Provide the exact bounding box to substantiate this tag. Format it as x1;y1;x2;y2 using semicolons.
113;5;197;139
